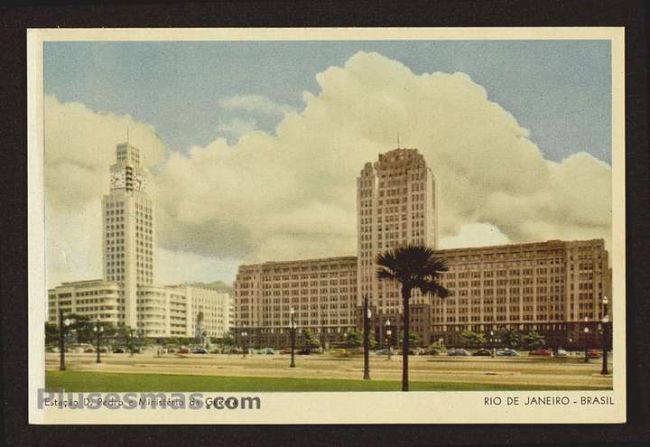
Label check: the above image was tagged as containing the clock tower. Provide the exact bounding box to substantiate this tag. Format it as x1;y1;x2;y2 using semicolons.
102;142;154;328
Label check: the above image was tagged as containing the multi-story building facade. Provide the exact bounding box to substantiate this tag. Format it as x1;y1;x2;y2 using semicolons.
234;147;612;350
357;148;438;316
427;239;610;348
49;282;231;338
234;257;357;348
48;142;232;339
183;286;232;338
103;142;154;327
48;279;121;327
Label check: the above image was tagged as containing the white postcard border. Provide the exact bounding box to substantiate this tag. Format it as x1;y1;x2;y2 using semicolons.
27;26;626;425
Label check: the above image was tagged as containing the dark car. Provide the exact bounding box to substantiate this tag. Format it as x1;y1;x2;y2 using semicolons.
496;348;519;356
447;348;470;356
113;347;125;353
529;348;553;357
192;347;208;354
472;348;492;356
265;348;275;355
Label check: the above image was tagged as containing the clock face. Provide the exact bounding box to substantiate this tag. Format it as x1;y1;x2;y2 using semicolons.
110;171;125;188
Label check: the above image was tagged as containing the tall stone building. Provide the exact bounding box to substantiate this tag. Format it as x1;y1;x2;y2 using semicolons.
357;148;439;344
102;142;154;327
48;142;232;339
357;149;438;314
233;147;611;350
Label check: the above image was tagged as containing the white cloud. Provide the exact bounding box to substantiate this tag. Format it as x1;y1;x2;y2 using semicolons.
218;94;294;116
46;200;103;286
216;117;258;142
44;95;167;211
439;223;511;249
45;51;612;287
156;248;240;286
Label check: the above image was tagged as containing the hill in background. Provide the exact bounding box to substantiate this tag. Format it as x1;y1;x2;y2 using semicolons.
185;280;233;295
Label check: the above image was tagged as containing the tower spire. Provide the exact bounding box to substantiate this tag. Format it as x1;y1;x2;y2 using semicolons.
126;127;129;144
397;133;400;149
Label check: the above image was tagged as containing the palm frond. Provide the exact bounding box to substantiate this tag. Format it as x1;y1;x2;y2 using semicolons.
375;243;449;300
415;279;450;299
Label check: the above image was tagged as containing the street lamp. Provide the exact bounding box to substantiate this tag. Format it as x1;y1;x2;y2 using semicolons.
601;296;610;375
289;308;296;368
490;329;495;358
583;317;590;363
241;331;248;358
59;309;72;371
363;296;371;380
93;323;104;364
385;319;392;360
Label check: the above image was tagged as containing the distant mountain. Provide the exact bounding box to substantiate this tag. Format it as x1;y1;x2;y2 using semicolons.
186;280;233;295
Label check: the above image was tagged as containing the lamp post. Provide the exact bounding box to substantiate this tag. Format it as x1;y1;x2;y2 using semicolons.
241;331;248;358
385;319;392;360
93;323;104;364
289;308;296;368
58;309;71;371
490;329;495;358
583;317;590;363
363;296;371;380
601;296;610;375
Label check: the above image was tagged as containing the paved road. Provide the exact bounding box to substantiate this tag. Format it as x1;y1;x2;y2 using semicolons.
46;353;613;389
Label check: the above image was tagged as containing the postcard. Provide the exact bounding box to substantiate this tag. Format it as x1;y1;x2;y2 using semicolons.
27;27;625;424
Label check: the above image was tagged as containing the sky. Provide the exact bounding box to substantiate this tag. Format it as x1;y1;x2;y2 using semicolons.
43;39;613;288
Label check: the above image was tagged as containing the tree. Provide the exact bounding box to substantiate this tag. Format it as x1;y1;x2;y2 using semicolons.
45;322;59;345
222;333;235;346
302;329;321;354
427;340;446;355
399;332;422;348
524;331;545;350
344;330;362;349
498;328;522;349
460;330;486;348
376;244;449;391
368;329;378;350
115;326;145;355
65;314;93;343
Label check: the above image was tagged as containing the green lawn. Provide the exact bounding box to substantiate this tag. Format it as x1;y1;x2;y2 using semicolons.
45;371;600;392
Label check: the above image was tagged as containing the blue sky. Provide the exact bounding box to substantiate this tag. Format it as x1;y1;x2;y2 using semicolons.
44;39;612;164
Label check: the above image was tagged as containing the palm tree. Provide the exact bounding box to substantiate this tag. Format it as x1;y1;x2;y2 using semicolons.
376;244;450;391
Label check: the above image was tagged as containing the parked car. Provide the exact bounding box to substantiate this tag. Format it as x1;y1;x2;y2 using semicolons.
529;348;553;356
264;348;275;355
472;348;492;356
192;347;208;354
447;348;470;356
112;347;125;353
587;349;602;359
555;348;568;357
177;347;190;354
496;348;519;357
374;348;391;355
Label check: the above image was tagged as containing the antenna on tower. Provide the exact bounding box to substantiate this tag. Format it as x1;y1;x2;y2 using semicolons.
397;133;400;149
126;127;129;144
